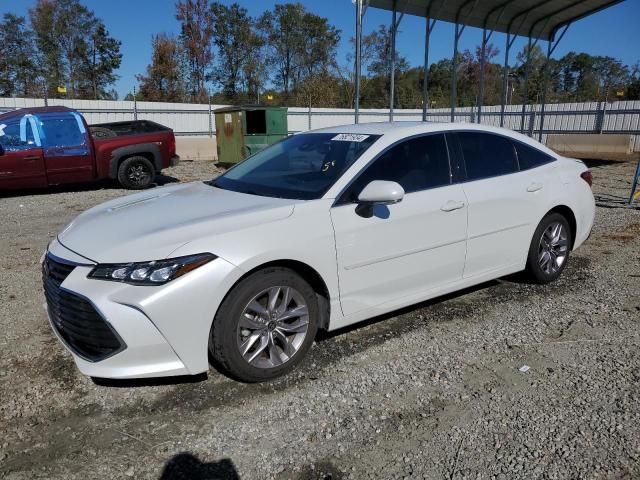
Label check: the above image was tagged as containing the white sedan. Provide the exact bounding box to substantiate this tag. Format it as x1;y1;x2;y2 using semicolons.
43;122;595;382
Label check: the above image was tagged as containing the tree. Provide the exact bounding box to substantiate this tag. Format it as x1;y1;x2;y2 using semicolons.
258;3;305;96
0;14;41;97
210;2;263;100
80;24;122;99
367;25;409;79
176;0;214;102
136;34;186;102
258;3;339;99
29;0;121;99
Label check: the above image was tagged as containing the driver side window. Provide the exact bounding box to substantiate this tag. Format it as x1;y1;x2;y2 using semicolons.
0;115;38;153
338;133;451;204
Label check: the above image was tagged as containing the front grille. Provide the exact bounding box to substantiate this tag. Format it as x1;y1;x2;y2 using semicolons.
43;255;124;362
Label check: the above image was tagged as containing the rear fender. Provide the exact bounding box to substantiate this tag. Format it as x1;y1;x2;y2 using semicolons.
108;143;162;179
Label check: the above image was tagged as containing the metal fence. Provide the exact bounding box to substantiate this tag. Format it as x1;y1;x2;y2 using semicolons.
1;97;639;151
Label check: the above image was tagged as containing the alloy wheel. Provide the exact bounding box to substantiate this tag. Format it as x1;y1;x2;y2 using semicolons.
127;163;151;187
537;221;569;275
236;286;309;369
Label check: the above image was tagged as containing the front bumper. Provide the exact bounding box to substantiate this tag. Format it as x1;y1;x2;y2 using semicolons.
44;238;242;379
169;154;180;167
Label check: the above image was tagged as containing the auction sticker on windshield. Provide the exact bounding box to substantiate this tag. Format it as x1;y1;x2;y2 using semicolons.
331;133;370;142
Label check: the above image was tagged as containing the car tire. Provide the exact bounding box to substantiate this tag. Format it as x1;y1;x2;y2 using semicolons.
209;267;319;383
117;156;155;190
525;212;572;284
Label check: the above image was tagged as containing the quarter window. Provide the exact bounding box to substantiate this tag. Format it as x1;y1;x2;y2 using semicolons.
514;141;555;170
340;133;451;204
456;132;518;181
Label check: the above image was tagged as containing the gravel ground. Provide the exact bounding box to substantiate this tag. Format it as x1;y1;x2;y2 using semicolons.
0;159;639;480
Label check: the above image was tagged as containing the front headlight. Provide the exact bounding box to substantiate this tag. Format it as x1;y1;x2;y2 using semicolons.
88;253;216;285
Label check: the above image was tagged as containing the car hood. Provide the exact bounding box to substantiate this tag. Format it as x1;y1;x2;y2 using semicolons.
58;182;298;263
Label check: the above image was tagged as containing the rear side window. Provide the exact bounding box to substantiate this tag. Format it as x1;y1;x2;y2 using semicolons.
456;132;518;181
40;113;86;147
339;133;451;204
514;141;555;170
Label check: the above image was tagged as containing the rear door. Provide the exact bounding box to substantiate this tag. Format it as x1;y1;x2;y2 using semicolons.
0;114;46;189
330;133;468;316
38;111;94;185
451;131;544;277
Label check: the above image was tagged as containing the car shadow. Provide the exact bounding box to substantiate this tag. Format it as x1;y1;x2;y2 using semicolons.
159;453;240;480
0;174;180;198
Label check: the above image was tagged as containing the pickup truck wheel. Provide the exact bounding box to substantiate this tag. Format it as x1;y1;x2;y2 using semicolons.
118;156;155;189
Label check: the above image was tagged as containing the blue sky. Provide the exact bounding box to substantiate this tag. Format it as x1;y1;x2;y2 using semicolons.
3;0;639;98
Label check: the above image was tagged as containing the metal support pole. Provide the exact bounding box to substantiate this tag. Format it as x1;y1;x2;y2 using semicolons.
499;33;513;127
520;37;533;133
451;23;464;122
477;28;491;124
389;0;397;121
538;24;570;142
537;40;552;142
629;160;640;206
422;17;436;122
208;90;213;137
354;0;363;124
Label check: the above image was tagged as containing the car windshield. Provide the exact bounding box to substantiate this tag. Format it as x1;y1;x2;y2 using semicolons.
211;133;381;200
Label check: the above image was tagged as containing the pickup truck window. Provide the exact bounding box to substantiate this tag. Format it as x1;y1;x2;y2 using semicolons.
39;112;89;155
0;115;38;152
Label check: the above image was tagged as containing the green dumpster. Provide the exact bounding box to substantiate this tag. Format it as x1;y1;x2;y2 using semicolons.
214;106;288;164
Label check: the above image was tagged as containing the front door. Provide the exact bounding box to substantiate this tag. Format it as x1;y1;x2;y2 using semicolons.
38;111;94;185
330;133;468;317
0;113;46;189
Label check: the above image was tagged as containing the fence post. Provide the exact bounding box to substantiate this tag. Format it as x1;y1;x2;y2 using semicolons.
596;101;607;134
527;105;536;137
133;86;138;121
308;100;312;131
208;92;213;138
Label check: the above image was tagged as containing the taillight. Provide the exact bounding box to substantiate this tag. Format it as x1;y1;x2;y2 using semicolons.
580;171;593;187
168;135;176;156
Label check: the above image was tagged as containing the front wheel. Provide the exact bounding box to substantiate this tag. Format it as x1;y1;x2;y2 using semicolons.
525;213;572;284
117;156;155;189
209;267;319;382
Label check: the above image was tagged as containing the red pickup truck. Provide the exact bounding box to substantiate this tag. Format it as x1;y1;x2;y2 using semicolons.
0;106;179;190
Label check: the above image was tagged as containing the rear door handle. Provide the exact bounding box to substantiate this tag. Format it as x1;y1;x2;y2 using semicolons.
440;200;465;212
527;182;543;192
24;156;41;162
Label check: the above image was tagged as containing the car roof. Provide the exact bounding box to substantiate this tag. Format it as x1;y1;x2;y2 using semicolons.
0;106;76;120
307;121;557;156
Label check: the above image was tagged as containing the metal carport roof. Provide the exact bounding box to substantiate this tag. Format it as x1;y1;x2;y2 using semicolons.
365;0;625;40
352;0;627;138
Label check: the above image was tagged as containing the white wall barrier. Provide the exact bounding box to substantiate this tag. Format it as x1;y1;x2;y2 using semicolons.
2;97;639;153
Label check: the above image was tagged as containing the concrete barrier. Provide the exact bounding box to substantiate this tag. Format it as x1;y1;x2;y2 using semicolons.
546;134;639;161
175;136;217;161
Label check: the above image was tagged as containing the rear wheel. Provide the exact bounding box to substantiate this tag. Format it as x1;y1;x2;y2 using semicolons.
117;156;155;189
209;267;319;382
525;213;572;284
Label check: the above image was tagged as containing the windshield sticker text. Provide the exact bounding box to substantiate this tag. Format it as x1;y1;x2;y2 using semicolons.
331;133;369;142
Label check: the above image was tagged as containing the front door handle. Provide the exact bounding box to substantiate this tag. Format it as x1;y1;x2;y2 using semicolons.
440;200;465;212
527;182;543;192
23;156;41;162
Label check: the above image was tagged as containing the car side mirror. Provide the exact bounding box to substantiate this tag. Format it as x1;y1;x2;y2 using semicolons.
357;180;404;205
355;181;404;218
